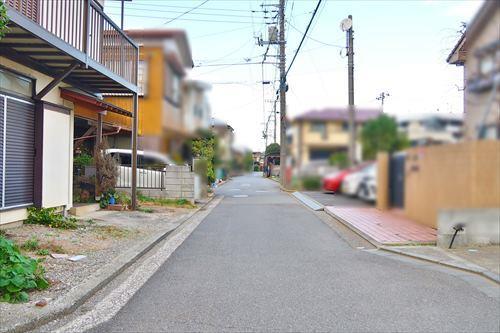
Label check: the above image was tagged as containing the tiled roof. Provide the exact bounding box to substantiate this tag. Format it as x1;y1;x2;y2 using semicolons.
294;107;381;123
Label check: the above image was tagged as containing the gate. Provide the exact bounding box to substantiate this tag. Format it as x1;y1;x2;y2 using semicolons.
389;152;405;208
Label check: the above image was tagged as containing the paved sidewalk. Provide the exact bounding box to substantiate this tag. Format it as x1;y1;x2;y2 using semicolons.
325;206;437;245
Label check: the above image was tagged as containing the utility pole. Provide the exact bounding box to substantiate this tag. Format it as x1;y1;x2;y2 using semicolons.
341;15;355;166
376;91;390;112
278;0;287;186
273;97;277;143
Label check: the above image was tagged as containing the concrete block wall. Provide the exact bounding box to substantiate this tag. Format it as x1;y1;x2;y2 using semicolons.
119;165;195;203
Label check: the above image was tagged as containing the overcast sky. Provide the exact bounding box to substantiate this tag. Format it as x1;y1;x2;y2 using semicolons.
105;0;483;152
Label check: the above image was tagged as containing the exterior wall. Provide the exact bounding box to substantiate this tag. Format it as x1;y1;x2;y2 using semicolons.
463;9;500;140
290;120;363;167
0;57;74;226
404;140;500;228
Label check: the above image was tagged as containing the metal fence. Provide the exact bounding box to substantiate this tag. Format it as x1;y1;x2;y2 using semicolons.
115;165;165;189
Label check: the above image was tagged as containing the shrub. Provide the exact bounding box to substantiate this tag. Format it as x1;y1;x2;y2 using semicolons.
74;153;93;168
253;165;260;172
115;191;131;207
26;207;78;230
94;140;118;196
265;143;280;156
0;236;49;303
329;152;349;169
302;176;321;190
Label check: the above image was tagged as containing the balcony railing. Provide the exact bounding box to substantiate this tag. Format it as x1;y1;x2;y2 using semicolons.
4;0;138;86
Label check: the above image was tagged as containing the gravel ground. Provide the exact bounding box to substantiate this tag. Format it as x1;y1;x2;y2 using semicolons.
0;204;195;323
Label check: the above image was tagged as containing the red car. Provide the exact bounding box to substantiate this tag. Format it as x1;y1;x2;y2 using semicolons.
322;163;371;193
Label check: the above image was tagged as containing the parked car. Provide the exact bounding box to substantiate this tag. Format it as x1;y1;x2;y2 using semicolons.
341;163;376;197
358;166;377;202
105;149;175;188
322;162;372;193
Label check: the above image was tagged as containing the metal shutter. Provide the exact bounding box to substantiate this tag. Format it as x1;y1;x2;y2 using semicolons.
0;96;4;207
2;96;35;208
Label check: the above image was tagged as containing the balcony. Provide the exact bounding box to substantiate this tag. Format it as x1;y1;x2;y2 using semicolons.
1;0;138;94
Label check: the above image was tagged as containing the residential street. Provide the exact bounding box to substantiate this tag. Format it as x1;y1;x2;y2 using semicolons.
87;174;499;332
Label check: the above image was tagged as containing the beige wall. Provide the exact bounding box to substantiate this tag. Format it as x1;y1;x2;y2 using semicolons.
0;57;75;226
404;140;500;228
290;120;363;167
463;9;500;140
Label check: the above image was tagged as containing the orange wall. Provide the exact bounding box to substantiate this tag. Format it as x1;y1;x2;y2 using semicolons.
104;46;164;137
404;140;500;228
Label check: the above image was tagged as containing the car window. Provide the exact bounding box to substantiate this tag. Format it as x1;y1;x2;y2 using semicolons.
120;153;131;165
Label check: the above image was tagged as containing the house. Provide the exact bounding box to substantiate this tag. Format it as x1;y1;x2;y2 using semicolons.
105;29;195;161
289;108;381;172
211;118;234;180
397;114;463;146
447;0;499;140
181;79;212;136
0;0;138;226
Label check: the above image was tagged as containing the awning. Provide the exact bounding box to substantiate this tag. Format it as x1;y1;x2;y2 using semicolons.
60;88;133;117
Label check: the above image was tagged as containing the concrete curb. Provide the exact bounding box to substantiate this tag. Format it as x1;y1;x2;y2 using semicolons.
379;246;500;285
323;206;500;285
2;196;218;333
291;192;324;211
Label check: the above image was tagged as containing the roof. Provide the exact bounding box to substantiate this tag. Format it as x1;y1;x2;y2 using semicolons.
446;1;498;65
60;88;132;117
293;107;381;123
211;117;234;131
125;29;193;68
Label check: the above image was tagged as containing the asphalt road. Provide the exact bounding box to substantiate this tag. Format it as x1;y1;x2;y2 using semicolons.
90;173;499;332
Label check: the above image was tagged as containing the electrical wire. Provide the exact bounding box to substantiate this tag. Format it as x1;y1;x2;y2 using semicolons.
105;13;254;24
163;0;210;25
285;0;323;77
287;21;343;48
106;2;253;13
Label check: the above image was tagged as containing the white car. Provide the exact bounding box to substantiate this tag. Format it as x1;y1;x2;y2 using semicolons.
341;163;376;197
358;176;377;202
105;149;175;188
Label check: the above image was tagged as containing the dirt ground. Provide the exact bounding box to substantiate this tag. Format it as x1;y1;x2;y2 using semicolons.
0;204;197;316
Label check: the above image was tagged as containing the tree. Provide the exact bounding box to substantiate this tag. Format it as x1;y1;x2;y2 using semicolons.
191;129;217;184
360;115;409;160
329;152;348;169
265;143;280;156
0;2;9;40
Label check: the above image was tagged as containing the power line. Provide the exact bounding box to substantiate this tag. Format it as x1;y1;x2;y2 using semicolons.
106;4;258;19
105;13;254;24
285;0;323;77
163;0;210;25
287;21;343;48
106;2;253;13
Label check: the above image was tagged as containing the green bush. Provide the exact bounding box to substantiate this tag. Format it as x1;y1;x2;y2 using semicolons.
25;207;78;230
302;176;321;190
115;191;131;206
0;236;49;303
73;153;93;168
36;249;49;256
329;152;349;169
253;165;260;172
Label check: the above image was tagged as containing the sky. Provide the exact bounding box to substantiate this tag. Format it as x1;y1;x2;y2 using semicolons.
104;0;483;152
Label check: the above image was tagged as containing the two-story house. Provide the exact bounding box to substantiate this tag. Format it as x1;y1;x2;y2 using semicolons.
447;0;499;140
289;108;380;172
105;29;194;161
181;79;212;136
397;114;463;146
0;0;139;226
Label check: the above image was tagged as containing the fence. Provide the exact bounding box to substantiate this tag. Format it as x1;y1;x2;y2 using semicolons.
115;165;165;190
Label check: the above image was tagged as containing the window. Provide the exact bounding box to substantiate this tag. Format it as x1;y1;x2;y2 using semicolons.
165;64;181;105
0;68;33;98
342;122;349;131
310;122;327;138
171;72;180;104
137;60;148;96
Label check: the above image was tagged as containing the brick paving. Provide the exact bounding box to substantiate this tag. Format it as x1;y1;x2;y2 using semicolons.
325;207;437;245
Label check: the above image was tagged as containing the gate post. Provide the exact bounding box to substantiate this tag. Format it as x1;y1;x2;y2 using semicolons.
376;152;389;211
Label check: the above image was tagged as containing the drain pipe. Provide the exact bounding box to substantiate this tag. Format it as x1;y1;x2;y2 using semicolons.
449;223;465;249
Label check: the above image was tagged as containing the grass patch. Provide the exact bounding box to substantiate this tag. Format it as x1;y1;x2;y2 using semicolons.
21;237;40;252
94;225;131;239
36;249;49;256
137;192;195;208
44;242;66;254
138;207;154;213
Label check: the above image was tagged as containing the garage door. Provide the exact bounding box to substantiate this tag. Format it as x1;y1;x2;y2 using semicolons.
0;94;35;209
